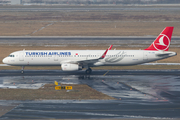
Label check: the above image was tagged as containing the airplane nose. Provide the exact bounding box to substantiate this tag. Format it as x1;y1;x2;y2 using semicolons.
2;57;8;64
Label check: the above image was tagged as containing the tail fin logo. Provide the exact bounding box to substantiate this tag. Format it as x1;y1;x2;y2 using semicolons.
153;34;170;51
145;27;173;51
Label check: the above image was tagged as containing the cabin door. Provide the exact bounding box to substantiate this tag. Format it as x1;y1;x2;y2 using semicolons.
19;52;24;61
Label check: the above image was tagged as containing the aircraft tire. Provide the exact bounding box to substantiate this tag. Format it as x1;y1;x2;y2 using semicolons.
85;68;92;74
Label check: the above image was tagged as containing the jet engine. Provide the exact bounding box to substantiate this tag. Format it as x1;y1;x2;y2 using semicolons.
61;63;82;71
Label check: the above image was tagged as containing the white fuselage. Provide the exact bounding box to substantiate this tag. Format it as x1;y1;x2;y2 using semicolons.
2;50;177;68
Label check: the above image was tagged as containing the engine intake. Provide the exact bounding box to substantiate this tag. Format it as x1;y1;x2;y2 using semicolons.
61;63;82;71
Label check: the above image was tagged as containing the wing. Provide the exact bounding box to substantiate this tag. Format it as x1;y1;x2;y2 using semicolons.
61;45;113;66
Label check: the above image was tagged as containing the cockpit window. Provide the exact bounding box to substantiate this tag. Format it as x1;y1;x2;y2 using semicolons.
8;55;15;57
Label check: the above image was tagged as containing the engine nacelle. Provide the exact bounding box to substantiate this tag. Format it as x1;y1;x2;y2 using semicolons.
61;63;82;71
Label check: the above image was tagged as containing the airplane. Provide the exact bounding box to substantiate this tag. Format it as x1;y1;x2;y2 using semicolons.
2;27;177;74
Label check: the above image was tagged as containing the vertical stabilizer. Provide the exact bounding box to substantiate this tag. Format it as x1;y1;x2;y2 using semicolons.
145;27;174;51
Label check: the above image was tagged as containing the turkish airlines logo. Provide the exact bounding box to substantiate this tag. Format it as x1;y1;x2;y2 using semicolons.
153;34;170;51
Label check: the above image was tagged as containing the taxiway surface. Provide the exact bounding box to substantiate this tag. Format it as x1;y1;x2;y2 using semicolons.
0;70;180;119
0;7;180;12
0;36;180;48
1;70;180;76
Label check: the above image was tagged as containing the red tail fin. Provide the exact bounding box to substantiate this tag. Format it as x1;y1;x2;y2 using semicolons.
145;27;174;51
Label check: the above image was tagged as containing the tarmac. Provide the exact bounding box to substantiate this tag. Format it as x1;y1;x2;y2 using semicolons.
1;69;180;76
0;7;180;12
0;70;180;119
0;36;180;47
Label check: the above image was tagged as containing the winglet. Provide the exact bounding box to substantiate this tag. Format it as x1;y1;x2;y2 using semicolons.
108;45;113;50
100;45;112;59
100;49;108;59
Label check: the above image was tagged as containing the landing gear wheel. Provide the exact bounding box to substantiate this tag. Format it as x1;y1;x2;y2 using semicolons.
85;68;92;74
21;66;24;74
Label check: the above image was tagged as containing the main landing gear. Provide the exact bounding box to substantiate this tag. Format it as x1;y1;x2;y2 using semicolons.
85;68;92;74
21;66;24;74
